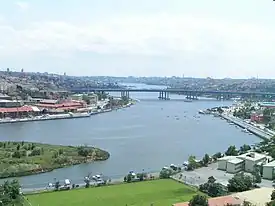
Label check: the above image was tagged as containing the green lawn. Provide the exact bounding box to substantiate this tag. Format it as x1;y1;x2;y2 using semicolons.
25;180;199;206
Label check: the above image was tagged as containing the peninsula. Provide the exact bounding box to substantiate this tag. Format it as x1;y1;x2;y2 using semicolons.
0;141;110;178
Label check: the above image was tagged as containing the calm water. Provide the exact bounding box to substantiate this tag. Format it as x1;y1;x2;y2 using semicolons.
0;84;260;189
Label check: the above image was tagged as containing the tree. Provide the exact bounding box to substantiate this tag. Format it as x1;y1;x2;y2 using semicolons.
240;144;251;153
54;180;60;191
12;151;21;158
0;180;22;206
208;176;216;184
58;149;64;155
227;173;252;192
243;201;255;206
159;168;173;179
199;176;228;197
82;95;91;105
225;145;238;156
188;195;208;206
77;147;89;157
212;152;222;161
125;174;132;183
202;154;210;166
187;155;199;171
266;200;275;206
252;167;261;184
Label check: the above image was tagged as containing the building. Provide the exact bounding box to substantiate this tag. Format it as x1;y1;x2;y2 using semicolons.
0;93;12;100
35;100;87;113
218;152;268;174
0;106;40;118
218;156;244;174
259;102;275;108
173;195;242;206
0;100;23;108
238;152;268;173
250;112;264;123
226;158;245;173
71;93;98;105
262;161;275;180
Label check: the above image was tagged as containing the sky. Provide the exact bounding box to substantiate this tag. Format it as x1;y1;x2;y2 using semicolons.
0;0;275;78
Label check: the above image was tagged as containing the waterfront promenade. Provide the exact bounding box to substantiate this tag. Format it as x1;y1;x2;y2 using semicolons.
219;113;274;140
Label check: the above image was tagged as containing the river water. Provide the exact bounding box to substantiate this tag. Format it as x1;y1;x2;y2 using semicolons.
0;84;260;189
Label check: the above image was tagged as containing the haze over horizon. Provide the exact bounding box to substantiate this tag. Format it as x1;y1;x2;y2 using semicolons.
1;0;275;78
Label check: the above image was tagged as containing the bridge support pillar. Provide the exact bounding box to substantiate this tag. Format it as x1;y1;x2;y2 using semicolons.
159;91;170;100
121;91;130;99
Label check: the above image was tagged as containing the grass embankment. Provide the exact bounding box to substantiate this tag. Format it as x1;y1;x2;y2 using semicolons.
26;179;199;206
0;141;110;178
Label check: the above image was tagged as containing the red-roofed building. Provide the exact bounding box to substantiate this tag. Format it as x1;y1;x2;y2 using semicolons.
35;100;87;113
0;106;40;118
173;196;242;206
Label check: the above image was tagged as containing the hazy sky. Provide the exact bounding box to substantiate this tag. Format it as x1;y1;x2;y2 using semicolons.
0;0;275;78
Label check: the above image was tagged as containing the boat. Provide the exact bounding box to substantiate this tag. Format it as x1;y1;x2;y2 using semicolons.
198;110;205;114
242;128;249;133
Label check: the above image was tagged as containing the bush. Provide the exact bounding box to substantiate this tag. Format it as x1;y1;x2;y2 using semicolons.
78;147;89;157
159;168;173;179
30;147;41;156
199;177;228;197
227;173;252;192
12;151;21;158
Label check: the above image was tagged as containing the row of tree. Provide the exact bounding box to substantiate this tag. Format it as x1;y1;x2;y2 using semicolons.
199;172;261;199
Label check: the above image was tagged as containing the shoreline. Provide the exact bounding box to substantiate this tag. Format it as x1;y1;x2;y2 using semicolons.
219;113;272;140
0;142;110;180
22;170;161;194
0;101;136;125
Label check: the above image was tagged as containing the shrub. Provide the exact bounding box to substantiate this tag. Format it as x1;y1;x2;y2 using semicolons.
30;148;41;156
12;151;21;158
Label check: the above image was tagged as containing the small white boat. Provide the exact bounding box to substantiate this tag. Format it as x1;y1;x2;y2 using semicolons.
198;110;205;114
242;128;249;133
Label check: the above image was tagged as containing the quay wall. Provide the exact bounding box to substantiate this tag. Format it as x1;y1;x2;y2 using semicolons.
219;114;273;140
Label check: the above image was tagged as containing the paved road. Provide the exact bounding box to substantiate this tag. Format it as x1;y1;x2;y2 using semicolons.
173;163;273;188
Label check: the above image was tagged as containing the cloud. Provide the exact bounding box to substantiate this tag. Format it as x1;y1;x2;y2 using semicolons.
1;13;275;60
14;1;30;11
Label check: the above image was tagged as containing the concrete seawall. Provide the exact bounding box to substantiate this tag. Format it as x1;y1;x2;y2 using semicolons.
219;113;273;140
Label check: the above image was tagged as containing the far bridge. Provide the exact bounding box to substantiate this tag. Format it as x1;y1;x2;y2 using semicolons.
70;88;275;100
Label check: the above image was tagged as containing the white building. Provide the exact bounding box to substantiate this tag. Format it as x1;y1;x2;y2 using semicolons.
263;161;275;180
237;152;268;173
226;158;245;173
218;156;244;174
218;152;268;174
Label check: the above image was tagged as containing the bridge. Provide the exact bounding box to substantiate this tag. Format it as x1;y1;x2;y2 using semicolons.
70;88;275;100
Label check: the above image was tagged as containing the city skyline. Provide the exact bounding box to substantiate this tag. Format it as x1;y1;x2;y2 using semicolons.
0;0;275;78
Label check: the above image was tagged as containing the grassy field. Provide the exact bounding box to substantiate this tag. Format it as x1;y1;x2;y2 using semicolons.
25;179;200;206
0;141;109;178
